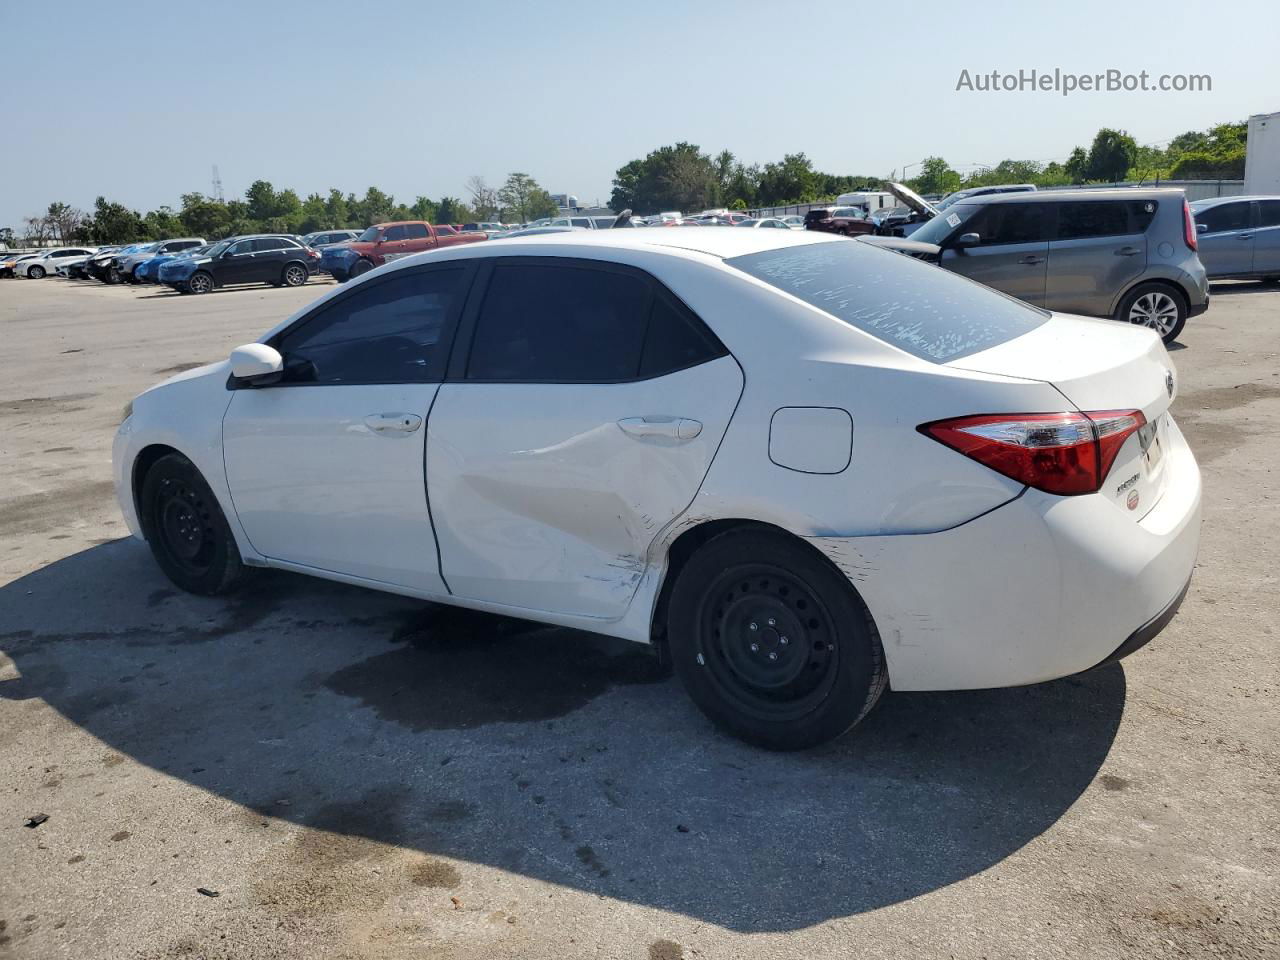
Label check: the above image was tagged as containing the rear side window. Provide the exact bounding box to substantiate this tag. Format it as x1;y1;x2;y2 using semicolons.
466;263;724;382
252;238;286;252
1056;202;1129;240
1259;200;1280;227
728;240;1048;363
967;203;1049;245
404;223;430;239
1196;202;1250;233
384;225;410;241
276;268;465;384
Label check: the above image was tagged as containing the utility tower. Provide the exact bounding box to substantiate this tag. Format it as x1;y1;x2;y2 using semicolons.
211;165;224;202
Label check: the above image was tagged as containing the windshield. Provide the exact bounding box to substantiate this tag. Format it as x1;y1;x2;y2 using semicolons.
934;192;971;211
908;203;981;245
204;240;232;258
727;239;1047;363
832;207;865;219
357;227;381;242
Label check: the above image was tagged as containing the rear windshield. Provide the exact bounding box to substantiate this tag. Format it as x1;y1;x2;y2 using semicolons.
727;240;1048;363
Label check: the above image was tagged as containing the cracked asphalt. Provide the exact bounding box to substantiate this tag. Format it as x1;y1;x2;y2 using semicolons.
1;275;1277;959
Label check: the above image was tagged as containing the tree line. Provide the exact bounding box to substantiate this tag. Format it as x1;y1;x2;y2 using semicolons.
9;172;562;246
610;120;1249;214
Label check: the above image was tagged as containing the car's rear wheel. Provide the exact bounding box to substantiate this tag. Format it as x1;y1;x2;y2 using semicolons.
282;263;308;287
1116;282;1187;344
28;265;45;279
667;528;888;750
139;453;246;595
349;259;373;279
187;271;213;295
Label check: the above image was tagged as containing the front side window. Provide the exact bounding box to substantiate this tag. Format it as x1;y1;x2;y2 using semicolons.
275;268;466;384
404;223;430;239
728;240;1048;363
383;225;409;241
570;218;592;228
1258;200;1280;228
1056;202;1130;240
1195;201;1250;234
357;226;381;242
966;203;1048;245
227;240;254;255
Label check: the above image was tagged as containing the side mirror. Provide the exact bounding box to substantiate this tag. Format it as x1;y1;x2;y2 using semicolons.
229;343;283;385
952;232;981;249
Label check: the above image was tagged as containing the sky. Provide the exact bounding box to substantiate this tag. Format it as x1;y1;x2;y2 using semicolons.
2;0;1278;229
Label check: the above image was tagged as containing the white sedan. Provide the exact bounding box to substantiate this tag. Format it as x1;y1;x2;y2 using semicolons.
17;247;97;278
113;230;1201;749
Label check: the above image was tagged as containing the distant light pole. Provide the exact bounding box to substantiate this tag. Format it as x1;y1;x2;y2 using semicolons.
901;160;924;181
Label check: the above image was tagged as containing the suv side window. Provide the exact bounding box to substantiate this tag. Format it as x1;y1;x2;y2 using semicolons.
1056;201;1129;240
404;223;430;239
275;268;466;384
228;239;254;255
1257;200;1280;227
1196;202;1250;234
967;203;1049;245
252;238;286;252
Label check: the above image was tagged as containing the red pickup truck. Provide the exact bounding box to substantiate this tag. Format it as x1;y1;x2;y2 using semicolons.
329;221;486;281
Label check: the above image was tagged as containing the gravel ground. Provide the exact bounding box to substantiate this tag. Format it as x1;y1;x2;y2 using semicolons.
1;275;1277;960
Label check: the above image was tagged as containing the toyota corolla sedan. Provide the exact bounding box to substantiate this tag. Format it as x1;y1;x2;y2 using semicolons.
113;230;1201;750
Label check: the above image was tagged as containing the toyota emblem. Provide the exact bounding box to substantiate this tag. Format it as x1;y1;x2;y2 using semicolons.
1165;369;1175;398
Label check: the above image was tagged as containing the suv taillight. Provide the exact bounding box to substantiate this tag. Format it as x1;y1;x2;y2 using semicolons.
1183;199;1197;251
920;411;1146;496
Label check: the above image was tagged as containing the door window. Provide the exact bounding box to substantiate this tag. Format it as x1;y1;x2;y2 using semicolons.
275;268;466;384
1258;200;1280;227
967;203;1049;245
1056;202;1130;240
227;240;254;255
1196;202;1250;233
466;263;722;382
383;225;410;241
252;238;287;252
404;223;430;239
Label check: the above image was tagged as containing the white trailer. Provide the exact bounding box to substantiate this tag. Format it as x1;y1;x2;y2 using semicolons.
1244;111;1280;195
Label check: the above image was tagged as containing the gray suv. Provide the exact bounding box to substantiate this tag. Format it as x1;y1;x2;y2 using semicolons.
869;189;1209;343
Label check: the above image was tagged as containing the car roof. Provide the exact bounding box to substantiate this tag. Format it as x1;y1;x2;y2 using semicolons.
967;188;1187;205
425;225;838;261
1190;194;1279;205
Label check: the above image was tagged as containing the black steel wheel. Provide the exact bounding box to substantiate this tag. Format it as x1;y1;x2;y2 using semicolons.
140;453;245;595
668;527;887;750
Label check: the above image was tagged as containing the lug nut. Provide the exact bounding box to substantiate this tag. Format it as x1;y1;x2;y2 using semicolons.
748;622;758;632
768;652;778;661
780;636;789;646
767;618;777;627
750;643;759;652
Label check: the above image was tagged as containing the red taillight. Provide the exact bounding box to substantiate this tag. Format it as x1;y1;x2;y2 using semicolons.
306;247;321;258
920;410;1146;496
1183;199;1197;251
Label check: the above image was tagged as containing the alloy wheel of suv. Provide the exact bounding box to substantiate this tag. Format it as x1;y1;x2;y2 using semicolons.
1116;282;1187;344
282;264;308;287
188;272;214;295
27;265;45;279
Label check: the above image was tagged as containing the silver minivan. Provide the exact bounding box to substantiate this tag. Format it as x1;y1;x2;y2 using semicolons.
869;188;1209;343
1188;196;1280;282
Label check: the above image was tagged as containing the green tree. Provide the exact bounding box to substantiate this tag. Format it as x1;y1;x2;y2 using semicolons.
436;197;464;223
86;197;145;244
757;153;820;206
910;157;962;196
178;193;232;239
409;196;439;223
499;172;556;222
324;189;350;227
1084;128;1137;182
524;187;559;220
245;180;277;222
299;193;329;233
1064;147;1090;183
142;205;184;239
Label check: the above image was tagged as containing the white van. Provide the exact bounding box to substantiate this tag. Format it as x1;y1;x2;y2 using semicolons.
834;191;898;215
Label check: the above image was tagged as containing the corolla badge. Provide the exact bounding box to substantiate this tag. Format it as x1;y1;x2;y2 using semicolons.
1165;369;1175;398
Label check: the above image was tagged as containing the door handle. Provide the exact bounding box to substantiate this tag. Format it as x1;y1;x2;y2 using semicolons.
1114;246;1142;256
617;417;703;440
364;412;422;435
1237;233;1254;240
1017;256;1045;265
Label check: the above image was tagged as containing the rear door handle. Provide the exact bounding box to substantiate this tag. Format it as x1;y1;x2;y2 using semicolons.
1237;233;1254;240
1114;246;1142;256
1017;255;1046;265
364;412;422;435
617;417;703;440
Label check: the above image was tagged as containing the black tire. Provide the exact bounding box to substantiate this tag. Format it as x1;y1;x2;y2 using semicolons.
282;263;308;287
349;258;373;279
331;269;349;283
139;453;246;595
667;528;888;750
105;267;121;284
187;271;213;295
1261;276;1280;285
28;265;46;279
1114;282;1187;344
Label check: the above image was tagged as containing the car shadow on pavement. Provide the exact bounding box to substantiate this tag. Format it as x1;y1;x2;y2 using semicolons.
0;539;1126;933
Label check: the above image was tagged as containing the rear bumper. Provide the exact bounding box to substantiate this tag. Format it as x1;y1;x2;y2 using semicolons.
809;415;1201;691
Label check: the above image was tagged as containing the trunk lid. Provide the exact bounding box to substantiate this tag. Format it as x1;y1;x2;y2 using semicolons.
947;313;1177;519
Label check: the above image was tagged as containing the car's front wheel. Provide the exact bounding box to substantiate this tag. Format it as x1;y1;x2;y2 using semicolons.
139;453;246;595
187;271;214;295
349;259;373;279
667;527;888;750
1116;282;1187;344
27;265;45;279
282;263;308;287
